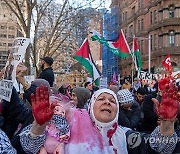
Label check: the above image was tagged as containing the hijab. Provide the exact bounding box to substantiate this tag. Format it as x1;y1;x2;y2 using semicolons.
89;89;128;154
66;88;128;154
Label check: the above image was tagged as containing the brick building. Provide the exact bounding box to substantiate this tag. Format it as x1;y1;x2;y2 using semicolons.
111;0;180;76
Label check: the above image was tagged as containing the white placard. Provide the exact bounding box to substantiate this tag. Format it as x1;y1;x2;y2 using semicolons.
0;37;30;101
11;38;31;89
0;80;13;102
137;71;156;80
99;77;107;89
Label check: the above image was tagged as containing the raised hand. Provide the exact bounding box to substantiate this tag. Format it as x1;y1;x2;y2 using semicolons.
152;77;180;120
31;85;55;125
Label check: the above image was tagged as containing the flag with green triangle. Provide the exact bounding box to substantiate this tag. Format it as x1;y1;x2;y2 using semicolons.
73;38;101;86
132;36;142;70
91;29;131;58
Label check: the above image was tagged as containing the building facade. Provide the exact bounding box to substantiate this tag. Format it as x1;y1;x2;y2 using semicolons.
102;6;121;82
0;0;18;69
111;0;180;76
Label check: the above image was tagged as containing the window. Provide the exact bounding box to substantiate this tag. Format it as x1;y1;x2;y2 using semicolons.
129;25;133;37
138;0;144;8
150;35;153;51
169;30;175;47
0;42;6;46
1;25;6;29
8;35;15;38
125;29;127;38
132;6;135;15
0;34;7;38
154;10;157;23
138;0;141;9
9;26;14;30
141;19;144;30
8;43;13;47
169;5;175;18
154;34;157;49
138;20;140;32
125;12;128;20
141;0;144;8
150;12;153;24
140;40;144;54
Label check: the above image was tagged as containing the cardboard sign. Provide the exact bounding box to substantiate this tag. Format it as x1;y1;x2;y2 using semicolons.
99;77;107;89
0;37;30;101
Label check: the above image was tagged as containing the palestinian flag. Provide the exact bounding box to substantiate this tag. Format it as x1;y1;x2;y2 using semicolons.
132;36;142;70
73;38;101;86
91;29;131;58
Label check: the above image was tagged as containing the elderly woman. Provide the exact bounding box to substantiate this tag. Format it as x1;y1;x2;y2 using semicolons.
19;86;178;154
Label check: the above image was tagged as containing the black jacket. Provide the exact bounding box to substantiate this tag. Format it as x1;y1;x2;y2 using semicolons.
141;93;158;133
39;67;54;87
1;87;34;153
118;100;142;129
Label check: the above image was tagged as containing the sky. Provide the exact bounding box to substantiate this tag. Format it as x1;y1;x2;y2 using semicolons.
56;0;111;9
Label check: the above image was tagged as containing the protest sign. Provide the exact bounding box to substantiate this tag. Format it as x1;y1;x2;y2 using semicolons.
0;80;13;102
137;71;156;81
0;37;30;101
11;38;31;87
99;77;107;89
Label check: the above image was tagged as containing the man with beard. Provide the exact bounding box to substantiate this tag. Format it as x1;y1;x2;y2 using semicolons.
135;87;148;106
39;56;54;87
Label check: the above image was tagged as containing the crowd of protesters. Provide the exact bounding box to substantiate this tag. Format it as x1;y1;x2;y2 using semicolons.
0;56;179;154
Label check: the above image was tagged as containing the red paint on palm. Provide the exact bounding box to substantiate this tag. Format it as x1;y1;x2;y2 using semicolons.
31;85;55;125
158;77;170;91
156;78;179;120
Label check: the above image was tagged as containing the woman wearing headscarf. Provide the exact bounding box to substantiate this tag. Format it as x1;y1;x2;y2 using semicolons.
71;87;91;109
19;87;128;153
19;86;178;154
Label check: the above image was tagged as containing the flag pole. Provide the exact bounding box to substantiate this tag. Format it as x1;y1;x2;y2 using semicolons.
148;34;151;73
131;62;134;85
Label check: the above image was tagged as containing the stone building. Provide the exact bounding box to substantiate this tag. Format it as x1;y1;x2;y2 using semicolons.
111;0;180;76
0;0;18;70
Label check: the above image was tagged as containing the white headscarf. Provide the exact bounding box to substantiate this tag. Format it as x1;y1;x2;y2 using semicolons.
89;88;128;154
65;89;128;154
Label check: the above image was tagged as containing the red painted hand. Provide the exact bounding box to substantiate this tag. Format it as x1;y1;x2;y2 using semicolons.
153;78;179;120
31;85;55;125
